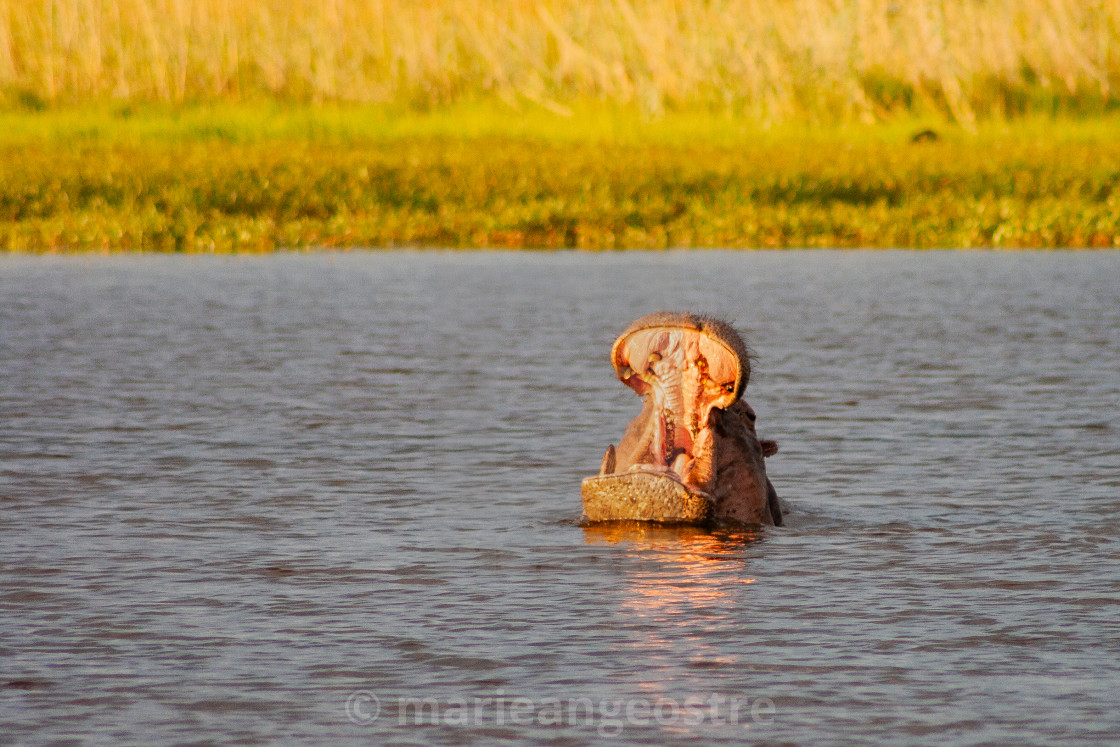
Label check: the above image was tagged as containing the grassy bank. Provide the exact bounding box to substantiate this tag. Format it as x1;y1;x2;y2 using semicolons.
2;105;1119;251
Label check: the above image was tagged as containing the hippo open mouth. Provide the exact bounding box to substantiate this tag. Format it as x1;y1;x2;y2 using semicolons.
582;312;781;526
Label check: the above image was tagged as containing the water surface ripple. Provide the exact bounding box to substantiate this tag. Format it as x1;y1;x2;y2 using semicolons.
2;251;1118;744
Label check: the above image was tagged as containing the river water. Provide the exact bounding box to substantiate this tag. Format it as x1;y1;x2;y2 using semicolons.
2;251;1118;744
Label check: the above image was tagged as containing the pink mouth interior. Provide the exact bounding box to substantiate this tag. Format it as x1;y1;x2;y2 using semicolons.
614;326;739;489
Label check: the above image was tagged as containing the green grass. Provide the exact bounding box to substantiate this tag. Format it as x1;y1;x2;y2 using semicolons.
2;104;1120;251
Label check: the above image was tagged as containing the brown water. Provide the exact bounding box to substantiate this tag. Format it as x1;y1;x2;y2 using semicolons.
2;251;1118;744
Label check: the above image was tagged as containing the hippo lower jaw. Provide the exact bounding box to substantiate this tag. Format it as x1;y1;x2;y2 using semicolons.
582;432;717;524
581;467;715;524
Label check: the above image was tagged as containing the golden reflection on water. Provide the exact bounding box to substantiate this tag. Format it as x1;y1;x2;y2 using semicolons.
583;522;762;618
583;522;764;699
582;521;762;548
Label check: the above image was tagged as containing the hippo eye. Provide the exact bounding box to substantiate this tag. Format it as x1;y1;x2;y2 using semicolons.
723;383;735;393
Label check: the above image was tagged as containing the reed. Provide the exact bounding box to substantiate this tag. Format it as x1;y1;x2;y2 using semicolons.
2;0;1119;122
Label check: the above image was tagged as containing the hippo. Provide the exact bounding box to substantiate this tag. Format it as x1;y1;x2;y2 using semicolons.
582;312;782;526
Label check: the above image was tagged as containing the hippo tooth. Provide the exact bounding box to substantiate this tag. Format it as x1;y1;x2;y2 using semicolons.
600;444;616;476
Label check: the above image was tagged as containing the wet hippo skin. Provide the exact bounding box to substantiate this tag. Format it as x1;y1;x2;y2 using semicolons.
582;311;782;526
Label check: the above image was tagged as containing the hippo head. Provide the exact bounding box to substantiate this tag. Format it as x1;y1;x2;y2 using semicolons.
582;312;781;526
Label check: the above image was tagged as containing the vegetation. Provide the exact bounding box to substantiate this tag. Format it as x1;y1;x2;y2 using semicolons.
3;0;1120;123
2;106;1118;251
2;1;1119;250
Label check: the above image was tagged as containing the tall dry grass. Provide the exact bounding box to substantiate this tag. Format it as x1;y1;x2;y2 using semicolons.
2;0;1118;121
